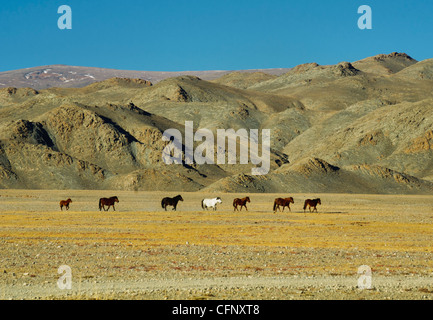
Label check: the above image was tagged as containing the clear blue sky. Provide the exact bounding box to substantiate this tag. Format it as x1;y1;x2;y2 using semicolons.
0;0;432;72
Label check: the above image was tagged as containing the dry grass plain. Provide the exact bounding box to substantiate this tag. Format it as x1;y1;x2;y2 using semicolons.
1;190;433;300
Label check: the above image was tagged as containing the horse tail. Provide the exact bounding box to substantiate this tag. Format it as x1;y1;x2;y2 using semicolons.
161;199;165;209
201;199;205;210
303;200;307;210
99;199;102;211
273;200;277;211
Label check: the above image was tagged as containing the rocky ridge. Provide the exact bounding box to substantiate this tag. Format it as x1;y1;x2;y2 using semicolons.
0;52;433;194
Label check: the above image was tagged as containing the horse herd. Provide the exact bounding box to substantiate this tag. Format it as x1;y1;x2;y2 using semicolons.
59;196;119;212
59;195;322;213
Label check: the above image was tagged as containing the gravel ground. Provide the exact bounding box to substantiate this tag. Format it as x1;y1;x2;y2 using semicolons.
1;190;433;300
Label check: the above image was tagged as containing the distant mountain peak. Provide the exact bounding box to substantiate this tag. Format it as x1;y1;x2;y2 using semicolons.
0;65;291;90
372;52;416;61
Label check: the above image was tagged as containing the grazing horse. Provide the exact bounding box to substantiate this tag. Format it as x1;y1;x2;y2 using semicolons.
303;198;321;213
60;198;72;211
273;197;294;213
233;197;250;211
161;195;183;211
201;197;222;211
99;196;119;211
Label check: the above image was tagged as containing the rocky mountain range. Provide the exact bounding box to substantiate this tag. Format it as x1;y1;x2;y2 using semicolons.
0;65;290;90
1;52;433;194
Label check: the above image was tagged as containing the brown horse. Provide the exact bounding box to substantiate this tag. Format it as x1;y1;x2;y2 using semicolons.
60;198;72;211
273;197;294;213
161;195;183;211
303;198;321;213
233;197;251;211
99;196;119;211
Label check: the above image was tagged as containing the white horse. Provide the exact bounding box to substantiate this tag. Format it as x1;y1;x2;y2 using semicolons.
201;197;222;211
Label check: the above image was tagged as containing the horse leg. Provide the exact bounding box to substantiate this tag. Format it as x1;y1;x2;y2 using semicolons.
244;205;248;211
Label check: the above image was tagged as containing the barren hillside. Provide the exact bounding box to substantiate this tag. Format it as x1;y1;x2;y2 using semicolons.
1;52;433;194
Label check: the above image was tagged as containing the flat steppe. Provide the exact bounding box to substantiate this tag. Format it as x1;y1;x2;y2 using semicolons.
1;190;433;300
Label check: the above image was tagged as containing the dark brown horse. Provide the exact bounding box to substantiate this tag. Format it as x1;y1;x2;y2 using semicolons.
99;196;119;211
233;197;250;211
273;197;294;213
161;195;183;211
303;198;321;213
60;198;72;211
